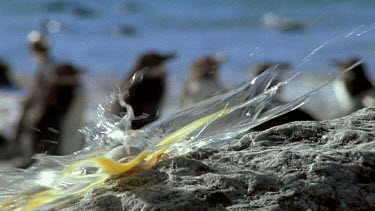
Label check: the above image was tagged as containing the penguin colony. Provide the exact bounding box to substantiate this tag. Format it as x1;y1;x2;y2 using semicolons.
0;31;374;167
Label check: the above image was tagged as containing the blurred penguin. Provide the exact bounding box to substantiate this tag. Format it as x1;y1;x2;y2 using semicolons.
181;56;225;108
28;31;53;75
13;63;86;167
23;31;53;105
11;32;86;166
111;51;176;130
31;63;86;155
248;61;291;93
248;62;316;131
333;57;375;115
0;59;17;89
10;31;52;160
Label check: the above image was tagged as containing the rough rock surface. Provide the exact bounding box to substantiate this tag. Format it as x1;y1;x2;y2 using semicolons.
59;107;375;211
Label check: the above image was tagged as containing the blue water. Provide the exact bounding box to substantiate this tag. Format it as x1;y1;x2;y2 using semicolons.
1;0;375;85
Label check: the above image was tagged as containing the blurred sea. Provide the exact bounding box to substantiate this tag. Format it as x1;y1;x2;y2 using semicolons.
0;0;375;120
1;1;375;77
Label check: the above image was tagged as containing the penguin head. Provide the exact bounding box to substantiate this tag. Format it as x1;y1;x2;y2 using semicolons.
333;57;364;83
250;61;290;78
49;63;83;86
27;31;50;58
333;57;364;74
333;57;361;70
132;52;176;75
333;57;374;96
190;56;224;80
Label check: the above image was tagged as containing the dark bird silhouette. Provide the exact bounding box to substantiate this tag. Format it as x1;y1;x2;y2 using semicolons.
0;59;17;89
333;57;375;115
11;31;52;161
11;32;86;167
181;56;225;108
111;51;175;130
31;63;85;155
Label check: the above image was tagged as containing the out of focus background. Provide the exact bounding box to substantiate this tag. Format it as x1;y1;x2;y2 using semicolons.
1;0;375;166
1;1;375;82
1;0;375;106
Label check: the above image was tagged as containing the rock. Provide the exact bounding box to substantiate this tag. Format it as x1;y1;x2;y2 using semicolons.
60;107;375;211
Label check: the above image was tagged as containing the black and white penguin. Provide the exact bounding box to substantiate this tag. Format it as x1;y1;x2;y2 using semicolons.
30;63;86;155
180;56;225;108
11;32;86;167
333;57;375;115
11;64;86;167
111;51;175;130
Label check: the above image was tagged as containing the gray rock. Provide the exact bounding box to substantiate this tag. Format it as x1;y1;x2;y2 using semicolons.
60;107;375;211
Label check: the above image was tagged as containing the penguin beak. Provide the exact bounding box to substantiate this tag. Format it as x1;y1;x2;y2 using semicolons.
162;53;177;61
